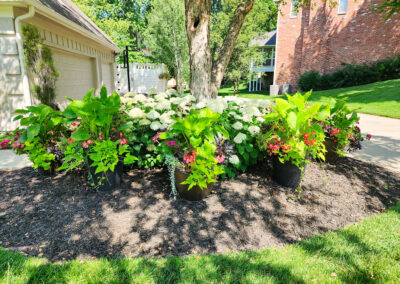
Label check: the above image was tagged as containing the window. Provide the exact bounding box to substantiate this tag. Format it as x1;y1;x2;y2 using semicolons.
338;0;348;14
290;1;299;18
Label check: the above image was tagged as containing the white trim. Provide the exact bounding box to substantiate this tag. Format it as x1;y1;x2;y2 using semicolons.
16;0;121;53
338;0;348;14
273;4;280;85
15;4;35;107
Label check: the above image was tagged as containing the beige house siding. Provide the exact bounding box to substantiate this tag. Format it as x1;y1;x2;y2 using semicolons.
0;5;118;131
0;5;25;131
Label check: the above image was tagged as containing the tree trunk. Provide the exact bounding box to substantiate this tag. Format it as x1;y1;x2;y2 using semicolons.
185;0;212;101
210;0;254;98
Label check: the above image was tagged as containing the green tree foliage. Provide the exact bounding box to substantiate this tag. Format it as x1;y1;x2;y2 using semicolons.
210;0;277;88
72;0;152;62
145;0;189;93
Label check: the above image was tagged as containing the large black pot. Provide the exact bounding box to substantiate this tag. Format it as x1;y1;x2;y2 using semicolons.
324;138;340;164
88;160;123;192
174;168;214;201
272;156;302;189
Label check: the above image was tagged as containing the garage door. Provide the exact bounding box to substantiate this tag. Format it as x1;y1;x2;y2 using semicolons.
52;50;97;108
101;62;114;93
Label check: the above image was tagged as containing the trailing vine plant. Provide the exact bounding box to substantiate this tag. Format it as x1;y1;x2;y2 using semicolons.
164;154;179;200
22;24;59;107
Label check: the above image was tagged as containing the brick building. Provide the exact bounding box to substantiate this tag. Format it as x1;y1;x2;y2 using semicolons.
273;0;400;92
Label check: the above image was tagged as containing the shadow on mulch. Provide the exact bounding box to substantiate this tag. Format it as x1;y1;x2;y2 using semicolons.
0;157;399;261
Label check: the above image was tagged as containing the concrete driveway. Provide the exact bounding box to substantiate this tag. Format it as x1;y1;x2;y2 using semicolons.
348;114;400;173
0;150;32;170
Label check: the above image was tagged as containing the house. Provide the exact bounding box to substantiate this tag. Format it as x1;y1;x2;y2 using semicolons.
0;0;121;131
248;30;276;92
272;0;400;93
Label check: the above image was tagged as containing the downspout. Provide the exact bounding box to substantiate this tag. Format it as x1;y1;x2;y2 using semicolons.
273;1;279;86
15;5;35;107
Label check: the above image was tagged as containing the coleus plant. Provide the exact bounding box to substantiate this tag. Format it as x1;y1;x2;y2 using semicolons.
12;104;66;170
257;91;330;168
58;86;136;186
156;108;229;190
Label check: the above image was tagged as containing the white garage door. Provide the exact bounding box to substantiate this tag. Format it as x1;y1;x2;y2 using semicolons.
52;50;96;108
101;62;114;93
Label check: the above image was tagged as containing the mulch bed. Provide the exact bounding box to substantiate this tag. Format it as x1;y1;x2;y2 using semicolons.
0;157;399;261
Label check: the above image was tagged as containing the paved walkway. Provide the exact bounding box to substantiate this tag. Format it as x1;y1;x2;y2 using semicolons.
0;150;32;170
347;114;400;173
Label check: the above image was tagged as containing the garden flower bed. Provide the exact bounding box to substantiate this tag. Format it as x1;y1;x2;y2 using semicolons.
0;157;398;261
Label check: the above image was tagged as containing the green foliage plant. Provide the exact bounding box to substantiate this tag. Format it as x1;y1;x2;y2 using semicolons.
158;108;228;190
321;98;369;156
22;24;59;106
12;104;66;170
58;86;137;187
257;92;330;168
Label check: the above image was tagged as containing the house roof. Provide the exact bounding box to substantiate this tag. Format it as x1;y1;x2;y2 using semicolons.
250;30;276;47
33;0;118;49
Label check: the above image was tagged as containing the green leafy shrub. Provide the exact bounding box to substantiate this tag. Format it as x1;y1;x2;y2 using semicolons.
158;108;229;190
298;56;400;91
297;70;321;92
257;92;330;168
58;87;136;186
11;105;66;171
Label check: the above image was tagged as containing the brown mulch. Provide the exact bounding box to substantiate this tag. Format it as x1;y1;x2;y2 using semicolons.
0;157;399;261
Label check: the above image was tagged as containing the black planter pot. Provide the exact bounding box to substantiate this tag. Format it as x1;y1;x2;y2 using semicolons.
88;160;123;192
272;156;302;189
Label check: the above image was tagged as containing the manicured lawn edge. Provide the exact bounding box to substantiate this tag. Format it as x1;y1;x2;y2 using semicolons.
1;202;399;283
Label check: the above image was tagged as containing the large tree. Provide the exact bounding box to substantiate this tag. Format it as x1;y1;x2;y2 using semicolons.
185;0;255;100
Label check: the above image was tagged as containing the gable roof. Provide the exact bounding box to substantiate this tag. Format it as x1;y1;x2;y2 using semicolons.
250;30;276;47
34;0;116;46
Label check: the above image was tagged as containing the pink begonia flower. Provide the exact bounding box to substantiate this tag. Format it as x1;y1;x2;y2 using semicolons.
82;141;89;149
215;155;225;164
152;132;162;143
366;134;372;140
1;139;10;149
119;138;128;145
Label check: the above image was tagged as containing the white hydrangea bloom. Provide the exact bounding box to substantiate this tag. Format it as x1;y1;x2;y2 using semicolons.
124;92;135;98
229;155;240;165
248;125;260;135
257;117;265;123
241;115;253;123
146;144;156;152
169;97;181;105
128;107;146;119
155;99;171;111
139;118;151;126
150;121;162;131
194;101;206;109
244;106;262;117
132;94;147;104
232;121;243;130
233;133;247;144
154;92;168;101
258;99;271;108
184;94;196;102
146;110;161;120
160;113;173;125
207;98;227;114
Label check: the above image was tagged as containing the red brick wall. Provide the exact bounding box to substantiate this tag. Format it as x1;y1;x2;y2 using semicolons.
274;0;400;91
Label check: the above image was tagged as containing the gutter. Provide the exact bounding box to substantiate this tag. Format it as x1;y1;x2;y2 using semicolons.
15;5;35;107
23;0;121;53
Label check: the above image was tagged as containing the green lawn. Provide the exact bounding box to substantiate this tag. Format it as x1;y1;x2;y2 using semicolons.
218;83;271;100
1;203;399;283
218;79;400;119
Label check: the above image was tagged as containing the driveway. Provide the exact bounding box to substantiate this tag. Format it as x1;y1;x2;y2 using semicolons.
348;114;400;173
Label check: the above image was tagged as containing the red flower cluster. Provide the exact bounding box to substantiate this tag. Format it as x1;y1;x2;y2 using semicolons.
265;142;291;156
302;132;316;146
331;128;340;136
184;150;198;164
119;132;128;145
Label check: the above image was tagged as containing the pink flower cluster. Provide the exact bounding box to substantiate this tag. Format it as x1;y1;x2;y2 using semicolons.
166;140;176;146
0;139;10;149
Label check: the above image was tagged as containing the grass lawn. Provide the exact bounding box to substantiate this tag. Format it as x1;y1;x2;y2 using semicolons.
218;83;272;100
1;203;399;283
218;79;400;119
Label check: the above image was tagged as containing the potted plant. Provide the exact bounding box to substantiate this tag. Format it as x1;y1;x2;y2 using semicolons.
11;104;66;175
58;86;137;192
320;98;371;163
156;108;229;201
257;92;330;188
